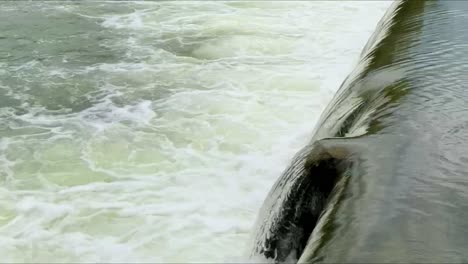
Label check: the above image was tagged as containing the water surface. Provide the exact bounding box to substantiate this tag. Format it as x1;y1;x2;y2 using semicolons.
0;1;390;262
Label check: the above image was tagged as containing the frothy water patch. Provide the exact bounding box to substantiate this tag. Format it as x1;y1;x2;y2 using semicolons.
0;1;391;262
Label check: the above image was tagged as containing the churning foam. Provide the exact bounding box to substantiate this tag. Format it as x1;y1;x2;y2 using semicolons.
0;1;391;262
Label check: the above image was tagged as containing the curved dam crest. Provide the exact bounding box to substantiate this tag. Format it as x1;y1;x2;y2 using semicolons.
250;0;468;262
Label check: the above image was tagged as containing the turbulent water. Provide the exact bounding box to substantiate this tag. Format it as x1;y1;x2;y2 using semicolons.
0;1;390;262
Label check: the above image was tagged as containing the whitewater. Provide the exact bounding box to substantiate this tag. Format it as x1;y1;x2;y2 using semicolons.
0;1;390;262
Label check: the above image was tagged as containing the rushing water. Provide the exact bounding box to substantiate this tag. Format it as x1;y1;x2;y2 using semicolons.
0;1;390;262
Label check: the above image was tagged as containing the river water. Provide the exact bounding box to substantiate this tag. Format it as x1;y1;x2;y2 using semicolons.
0;1;390;262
